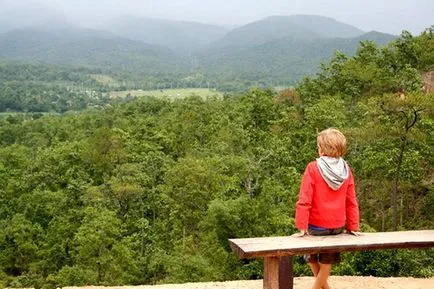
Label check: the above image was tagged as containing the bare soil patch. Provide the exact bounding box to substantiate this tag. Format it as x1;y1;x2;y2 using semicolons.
423;70;434;93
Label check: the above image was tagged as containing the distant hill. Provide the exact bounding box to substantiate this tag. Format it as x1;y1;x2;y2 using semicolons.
195;31;398;82
0;27;187;74
286;14;364;38
103;16;228;55
354;30;398;43
203;16;320;51
202;15;364;52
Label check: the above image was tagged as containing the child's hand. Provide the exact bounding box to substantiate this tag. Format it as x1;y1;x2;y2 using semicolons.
346;230;362;236
292;230;308;237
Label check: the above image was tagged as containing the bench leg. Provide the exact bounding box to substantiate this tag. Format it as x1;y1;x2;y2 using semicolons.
279;256;293;289
263;256;294;289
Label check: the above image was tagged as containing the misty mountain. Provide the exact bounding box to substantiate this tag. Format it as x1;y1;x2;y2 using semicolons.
287;15;364;38
0;14;398;83
0;27;186;73
195;31;397;81
202;15;364;52
102;16;228;55
353;30;399;43
192;15;395;82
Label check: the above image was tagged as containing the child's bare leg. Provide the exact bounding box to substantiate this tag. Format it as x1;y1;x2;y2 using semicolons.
312;263;332;289
309;262;330;289
310;263;330;289
309;262;320;276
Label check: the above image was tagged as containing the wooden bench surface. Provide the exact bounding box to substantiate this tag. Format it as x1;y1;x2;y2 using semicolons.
229;230;434;259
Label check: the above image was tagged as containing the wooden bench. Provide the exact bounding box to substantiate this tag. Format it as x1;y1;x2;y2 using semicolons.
229;230;434;289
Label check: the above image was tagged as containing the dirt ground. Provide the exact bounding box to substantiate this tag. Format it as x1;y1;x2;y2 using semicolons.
64;276;434;289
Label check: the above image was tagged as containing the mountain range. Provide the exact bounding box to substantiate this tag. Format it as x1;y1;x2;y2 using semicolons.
0;27;186;74
0;14;398;82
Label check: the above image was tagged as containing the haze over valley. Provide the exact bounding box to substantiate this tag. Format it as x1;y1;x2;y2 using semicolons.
0;1;405;86
0;0;432;89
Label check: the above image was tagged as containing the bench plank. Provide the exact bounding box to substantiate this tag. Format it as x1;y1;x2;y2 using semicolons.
229;230;434;259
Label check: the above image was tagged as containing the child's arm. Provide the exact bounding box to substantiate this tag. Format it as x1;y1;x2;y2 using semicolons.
345;169;360;232
292;229;308;237
295;164;314;234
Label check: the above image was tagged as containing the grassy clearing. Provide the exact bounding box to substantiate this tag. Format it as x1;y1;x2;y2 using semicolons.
109;88;223;99
274;86;293;92
90;74;117;85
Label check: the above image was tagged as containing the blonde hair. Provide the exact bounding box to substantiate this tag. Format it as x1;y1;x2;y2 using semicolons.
317;128;347;157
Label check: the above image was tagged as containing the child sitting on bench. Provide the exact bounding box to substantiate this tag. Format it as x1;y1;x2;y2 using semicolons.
295;128;360;289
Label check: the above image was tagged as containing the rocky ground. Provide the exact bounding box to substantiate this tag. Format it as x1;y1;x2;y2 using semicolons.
64;276;434;289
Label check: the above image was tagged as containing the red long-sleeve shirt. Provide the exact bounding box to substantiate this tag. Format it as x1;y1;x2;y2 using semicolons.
295;161;359;231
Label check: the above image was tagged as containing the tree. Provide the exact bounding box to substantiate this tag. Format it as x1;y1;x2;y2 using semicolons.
71;207;138;285
379;93;431;230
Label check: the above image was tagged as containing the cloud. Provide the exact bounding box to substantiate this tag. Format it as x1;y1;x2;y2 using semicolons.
1;0;433;34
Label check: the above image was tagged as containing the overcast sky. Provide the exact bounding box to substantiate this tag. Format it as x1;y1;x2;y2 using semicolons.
1;0;433;34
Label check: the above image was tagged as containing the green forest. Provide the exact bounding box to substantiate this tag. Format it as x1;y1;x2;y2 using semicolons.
0;27;434;288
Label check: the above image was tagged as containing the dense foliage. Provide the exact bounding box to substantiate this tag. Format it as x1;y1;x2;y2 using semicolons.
0;63;110;113
0;28;433;288
0;62;209;113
